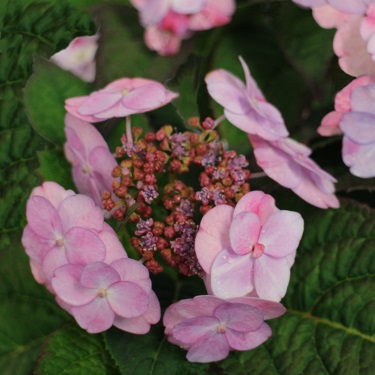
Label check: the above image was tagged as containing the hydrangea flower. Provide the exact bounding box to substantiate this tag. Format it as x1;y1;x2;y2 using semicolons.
195;191;304;302
51;35;99;82
65;78;178;123
21;182;126;289
131;0;235;55
163;295;286;363
340;83;375;177
292;0;374;15
64;113;118;208
250;136;340;209
318;76;375;136
205;57;289;141
52;258;160;333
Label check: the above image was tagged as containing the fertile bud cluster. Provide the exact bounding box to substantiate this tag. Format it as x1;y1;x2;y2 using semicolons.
103;118;251;276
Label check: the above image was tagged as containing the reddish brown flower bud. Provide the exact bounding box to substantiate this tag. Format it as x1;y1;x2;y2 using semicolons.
164;226;175;238
145;260;163;275
145;132;156;142
224;187;235;199
156;128;166;141
164;198;174;210
115;186;127;198
121;175;132;186
112;166;122;178
189;132;199;143
199;172;211;187
143;162;155;174
133;158;144;168
188;116;200;128
170;159;181;172
113;208;125;221
200;205;212;215
222;176;233;186
156;237;168;250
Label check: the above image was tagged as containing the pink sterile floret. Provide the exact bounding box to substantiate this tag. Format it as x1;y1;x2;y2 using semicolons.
250;136;340;209
65;78;178;123
195;191;304;302
21;182;126;290
205;57;288;141
292;0;374;15
64;113;118;209
52;258;160;334
163;295;286;363
340;83;375;177
318;76;375;136
51;35;99;82
131;0;235;55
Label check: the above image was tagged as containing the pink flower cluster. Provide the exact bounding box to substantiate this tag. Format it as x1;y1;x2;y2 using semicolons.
131;0;235;55
51;35;99;82
164;191;300;362
22;181;160;333
205;57;339;208
293;0;375;77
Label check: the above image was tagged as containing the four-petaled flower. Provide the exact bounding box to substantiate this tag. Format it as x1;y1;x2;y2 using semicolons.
195;191;304;302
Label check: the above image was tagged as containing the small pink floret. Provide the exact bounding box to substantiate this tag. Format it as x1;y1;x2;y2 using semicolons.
51;35;99;82
163;295;286;363
65;78;178;122
195;191;304;302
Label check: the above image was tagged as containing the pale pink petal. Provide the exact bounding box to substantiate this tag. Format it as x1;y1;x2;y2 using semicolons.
173;316;219;345
65;96;103;123
89;146;117;188
57;194;103;232
214;303;264;332
42;246;69;282
77;91;122;116
229;212;261;255
172;0;205;14
64;227;106;264
26;196;62;239
140;0;169;25
340;112;375;143
313;5;353;29
110;258;151;293
328;0;369;15
233;190;278;224
318;111;343;136
186;331;229;363
210;248;254;298
350;84;375;114
31;181;75;208
254;255;291;301
229;297;287;320
100;226;128;264
52;264;97;306
194;204;233;273
22;225;54;262
259;211;304;258
342;136;375;177
239;56;263;99
225;322;272;351
72;297;115;333
107;281;148;318
292;0;326;7
30;259;47;285
144;25;183;56
80;262;121;289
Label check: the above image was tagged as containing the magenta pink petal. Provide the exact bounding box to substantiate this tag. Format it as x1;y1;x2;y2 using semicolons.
195;204;233;273
64;227;106;264
233;190;278;224
72;297;115;333
173;316;219;345
318;111;343;137
225;322;272;351
210;248;254;298
110;258;151;293
77;91;122;115
187;331;229;363
52;264;96;306
107;281;148;318
26;196;62;239
229;212;261;255
57;194;103;232
254;255;291;301
80;262;121;289
259;211;304;258
214;303;263;332
100;228;128;264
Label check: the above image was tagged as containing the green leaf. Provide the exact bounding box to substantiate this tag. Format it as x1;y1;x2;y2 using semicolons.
24;57;91;145
93;4;190;87
0;239;68;375
105;325;210;375
36;148;75;190
218;200;375;374
37;324;120;375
